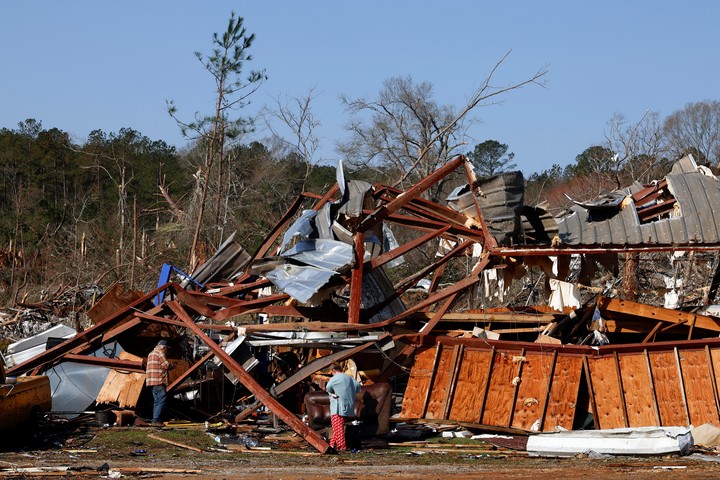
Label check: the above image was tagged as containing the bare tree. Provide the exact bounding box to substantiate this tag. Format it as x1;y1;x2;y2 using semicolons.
663;100;720;167
261;88;321;189
604;110;668;187
339;51;547;198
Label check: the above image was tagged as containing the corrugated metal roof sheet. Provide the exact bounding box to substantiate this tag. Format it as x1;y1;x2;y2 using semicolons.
556;165;720;246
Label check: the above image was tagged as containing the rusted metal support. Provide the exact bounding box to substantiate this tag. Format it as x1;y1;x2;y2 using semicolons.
312;183;340;211
348;231;365;324
210;293;291;321
215;278;272;298
271;336;388;397
384;212;485;241
368;226;450;271
359;156;467;232
376;184;472;226
167;301;330;453
462;159;497;251
167;350;221;394
494;243;720;257
61;354;144;372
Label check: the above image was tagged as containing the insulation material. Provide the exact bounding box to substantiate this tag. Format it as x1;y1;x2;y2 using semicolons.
547;279;581;311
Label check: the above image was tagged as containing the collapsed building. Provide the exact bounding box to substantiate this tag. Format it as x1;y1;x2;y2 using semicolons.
5;153;720;454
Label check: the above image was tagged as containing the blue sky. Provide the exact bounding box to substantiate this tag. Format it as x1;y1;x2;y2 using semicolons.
2;1;718;175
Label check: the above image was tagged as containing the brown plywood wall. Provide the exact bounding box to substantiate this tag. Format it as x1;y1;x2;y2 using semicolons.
678;348;719;426
511;351;553;431
447;348;493;423
543;355;583;431
617;353;657;427
400;339;720;433
400;346;438;418
649;351;689;426
587;356;626;429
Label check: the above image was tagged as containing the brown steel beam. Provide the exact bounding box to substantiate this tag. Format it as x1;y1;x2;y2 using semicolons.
348;231;365;324
494;243;720;257
368;226;450;271
271;335;388;397
210;293;290;321
61;354;145;372
312;183;340;211
359;156;468;232
167;301;330;453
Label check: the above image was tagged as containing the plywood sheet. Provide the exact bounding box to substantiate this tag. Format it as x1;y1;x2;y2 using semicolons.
400;346;437;418
425;345;454;419
544;355;583;432
649;351;688;426
96;351;146;408
448;348;492;423
511;351;552;431
587;356;625;429
617;352;656;427
678;349;718;426
480;349;521;427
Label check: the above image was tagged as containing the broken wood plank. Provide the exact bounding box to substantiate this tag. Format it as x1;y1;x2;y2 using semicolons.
147;433;203;452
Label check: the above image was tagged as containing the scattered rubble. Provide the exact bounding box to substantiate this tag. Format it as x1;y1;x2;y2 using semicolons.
4;153;720;463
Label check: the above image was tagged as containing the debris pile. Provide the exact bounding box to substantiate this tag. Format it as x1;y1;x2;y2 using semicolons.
5;153;720;457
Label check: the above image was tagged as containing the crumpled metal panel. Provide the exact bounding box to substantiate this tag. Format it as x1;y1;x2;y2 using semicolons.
556;164;720;246
263;239;354;304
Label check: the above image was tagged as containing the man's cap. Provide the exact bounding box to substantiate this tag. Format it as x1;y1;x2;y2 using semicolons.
157;339;168;347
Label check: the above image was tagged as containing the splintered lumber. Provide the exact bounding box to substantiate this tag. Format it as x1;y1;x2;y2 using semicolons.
147;433;203;452
598;297;720;333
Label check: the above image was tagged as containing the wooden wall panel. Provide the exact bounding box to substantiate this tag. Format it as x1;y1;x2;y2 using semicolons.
617;353;656;427
588;356;625;429
425;346;455;419
511;352;552;431
544;355;583;431
400;346;437;418
448;348;493;423
679;349;718;426
649;351;688;426
480;349;521;427
709;348;720;426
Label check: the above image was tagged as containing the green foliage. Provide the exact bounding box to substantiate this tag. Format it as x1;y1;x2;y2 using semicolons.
468;140;517;178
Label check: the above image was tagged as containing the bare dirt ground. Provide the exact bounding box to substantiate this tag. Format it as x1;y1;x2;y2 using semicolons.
2;424;720;479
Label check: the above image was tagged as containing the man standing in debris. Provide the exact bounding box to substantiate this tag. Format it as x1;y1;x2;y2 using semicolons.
145;339;174;426
326;362;361;452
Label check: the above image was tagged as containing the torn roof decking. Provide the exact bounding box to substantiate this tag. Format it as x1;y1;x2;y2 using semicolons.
553;156;720;249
